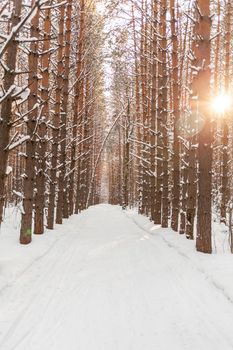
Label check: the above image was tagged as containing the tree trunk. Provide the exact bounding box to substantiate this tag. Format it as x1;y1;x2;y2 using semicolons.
47;4;65;229
170;0;180;232
150;0;158;223
34;6;51;235
20;1;39;244
69;0;85;215
0;0;22;225
161;0;169;228
196;0;212;254
56;0;73;223
220;0;231;224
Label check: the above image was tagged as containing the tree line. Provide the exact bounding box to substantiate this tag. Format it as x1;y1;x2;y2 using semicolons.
0;0;232;255
107;0;233;254
0;0;105;243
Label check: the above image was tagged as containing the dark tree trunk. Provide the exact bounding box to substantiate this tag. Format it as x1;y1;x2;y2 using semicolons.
0;0;22;225
56;0;73;224
195;0;212;254
20;2;39;244
47;5;65;229
34;7;51;235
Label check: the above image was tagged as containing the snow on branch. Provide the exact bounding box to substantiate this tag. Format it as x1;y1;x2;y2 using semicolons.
13;190;24;199
7;135;30;151
0;0;48;59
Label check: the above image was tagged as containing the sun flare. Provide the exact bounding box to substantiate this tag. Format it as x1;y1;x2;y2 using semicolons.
212;94;232;114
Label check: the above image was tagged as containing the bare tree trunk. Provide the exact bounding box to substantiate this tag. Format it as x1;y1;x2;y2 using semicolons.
170;0;180;232
123;98;130;209
150;0;158;222
154;1;164;225
34;6;51;235
161;0;169;228
56;0;72;223
196;0;212;254
220;0;231;224
0;0;22;225
69;0;85;215
140;0;149;215
186;138;197;240
132;5;141;211
20;1;39;244
47;4;65;229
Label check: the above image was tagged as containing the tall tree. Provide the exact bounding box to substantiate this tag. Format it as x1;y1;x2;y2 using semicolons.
195;0;212;253
20;1;40;244
161;0;169;228
170;0;180;232
34;5;51;235
56;0;73;223
220;0;231;224
47;3;65;229
0;0;23;225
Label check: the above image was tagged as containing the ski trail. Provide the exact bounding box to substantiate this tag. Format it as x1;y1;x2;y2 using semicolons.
1;204;233;350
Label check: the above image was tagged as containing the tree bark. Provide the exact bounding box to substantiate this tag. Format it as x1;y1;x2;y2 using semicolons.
34;6;51;235
0;0;22;225
196;0;212;254
56;0;73;223
20;1;39;244
47;4;65;229
170;0;180;232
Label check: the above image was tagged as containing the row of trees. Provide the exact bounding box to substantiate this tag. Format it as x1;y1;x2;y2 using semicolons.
0;0;105;243
0;0;232;255
107;0;233;254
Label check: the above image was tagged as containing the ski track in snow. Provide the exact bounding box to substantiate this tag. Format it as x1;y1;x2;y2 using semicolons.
1;204;233;350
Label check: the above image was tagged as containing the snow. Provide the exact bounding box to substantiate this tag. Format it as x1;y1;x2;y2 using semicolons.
126;208;233;302
5;166;12;175
12;190;24;199
0;0;48;58
1;204;233;350
12;86;30;104
0;85;16;103
8;135;30;151
1;9;11;20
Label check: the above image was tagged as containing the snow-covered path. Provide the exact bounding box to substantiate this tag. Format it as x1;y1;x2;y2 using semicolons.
1;204;233;350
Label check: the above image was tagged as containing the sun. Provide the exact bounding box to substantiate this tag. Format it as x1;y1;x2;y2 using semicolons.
212;94;232;114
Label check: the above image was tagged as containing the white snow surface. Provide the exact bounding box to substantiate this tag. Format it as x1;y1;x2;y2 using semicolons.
1;204;233;350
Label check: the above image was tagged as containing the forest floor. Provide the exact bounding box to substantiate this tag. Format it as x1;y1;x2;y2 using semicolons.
1;204;233;350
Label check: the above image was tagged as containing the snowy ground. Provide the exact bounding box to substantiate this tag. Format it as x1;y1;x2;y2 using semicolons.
1;204;233;350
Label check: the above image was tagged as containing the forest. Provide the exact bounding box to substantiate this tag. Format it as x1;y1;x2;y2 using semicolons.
1;0;232;253
0;0;233;349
